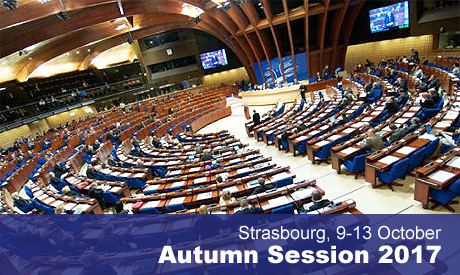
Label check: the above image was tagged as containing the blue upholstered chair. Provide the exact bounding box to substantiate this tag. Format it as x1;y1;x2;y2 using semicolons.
408;148;426;171
271;204;295;214
424;138;440;161
209;262;245;275
377;158;410;191
165;204;185;213
343;152;371;179
168;229;194;245
430;179;460;213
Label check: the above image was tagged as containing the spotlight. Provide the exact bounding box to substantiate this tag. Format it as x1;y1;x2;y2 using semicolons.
2;0;18;11
56;11;70;21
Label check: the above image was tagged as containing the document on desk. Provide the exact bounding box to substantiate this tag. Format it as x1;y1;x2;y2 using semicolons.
64;202;76;211
444;111;459;120
144;184;160;192
194;177;207;184
428;170;456;183
169;170;181;176
396;146;417;155
189;167;201;173
290;188;314;201
296;135;309;142
315;140;330;147
142;200;160;209
446;156;460;169
223;185;239;194
395;118;409;124
342;128;355;134
237;167;252;174
328;134;342;141
196;191;213;201
379;155;400;165
340;147;359;155
267;196;292;208
171;181;185;188
419;133;438;141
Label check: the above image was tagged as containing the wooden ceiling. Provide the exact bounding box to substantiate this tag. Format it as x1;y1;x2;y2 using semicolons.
0;0;365;83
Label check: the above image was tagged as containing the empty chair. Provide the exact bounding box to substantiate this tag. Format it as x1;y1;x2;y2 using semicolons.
208;262;245;275
343;152;371;179
408;148;426;171
423;138;440;161
377;158;410;191
430;179;460;213
168;229;194;245
165;204;185;213
271;204;295;214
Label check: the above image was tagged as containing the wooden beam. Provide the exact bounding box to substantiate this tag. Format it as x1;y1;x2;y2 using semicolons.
281;0;298;81
260;0;286;82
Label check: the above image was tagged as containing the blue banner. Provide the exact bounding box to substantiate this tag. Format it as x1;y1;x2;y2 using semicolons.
1;214;459;274
254;52;308;85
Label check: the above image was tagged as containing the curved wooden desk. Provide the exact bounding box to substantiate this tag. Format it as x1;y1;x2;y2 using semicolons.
191;106;232;132
239;79;338;106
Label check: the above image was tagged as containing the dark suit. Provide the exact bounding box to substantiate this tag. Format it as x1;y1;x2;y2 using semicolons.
384;101;399;113
388;128;408;143
251;183;275;195
308;199;331;212
253;113;261;125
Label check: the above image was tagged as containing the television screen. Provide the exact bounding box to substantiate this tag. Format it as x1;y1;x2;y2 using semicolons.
200;49;228;70
369;1;409;33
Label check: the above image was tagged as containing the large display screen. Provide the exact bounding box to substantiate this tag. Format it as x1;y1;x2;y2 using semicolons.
200;49;228;70
369;1;409;33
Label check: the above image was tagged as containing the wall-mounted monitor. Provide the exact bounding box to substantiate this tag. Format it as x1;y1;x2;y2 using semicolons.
369;1;409;33
200;49;228;70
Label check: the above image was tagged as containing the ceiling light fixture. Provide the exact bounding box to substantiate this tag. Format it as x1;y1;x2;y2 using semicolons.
181;3;204;18
115;23;128;31
37;0;51;4
2;0;18;11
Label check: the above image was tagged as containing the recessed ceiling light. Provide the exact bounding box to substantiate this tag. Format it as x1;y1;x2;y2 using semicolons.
87;49;91;52
115;23;128;31
28;57;32;60
37;0;51;4
76;51;80;54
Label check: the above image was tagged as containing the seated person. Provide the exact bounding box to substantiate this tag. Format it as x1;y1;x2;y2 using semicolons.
131;135;141;147
85;165;98;179
427;75;440;90
315;72;323;82
351;122;370;138
407;117;421;133
88;184;104;208
296;123;307;132
280;130;290;143
194;205;225;239
420;92;435;108
95;223;131;252
386;123;409;144
307;190;331;212
429;88;441;105
107;155;121;167
219;190;236;205
80;250;117;275
252;110;261;125
395;88;409;105
201;150;213;161
384;97;399;113
59;234;86;256
12;192;32;212
359;129;384;152
251;177;275;195
114;201;130;214
235;199;264;214
62;186;80;197
53;162;67;178
49;172;66;190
